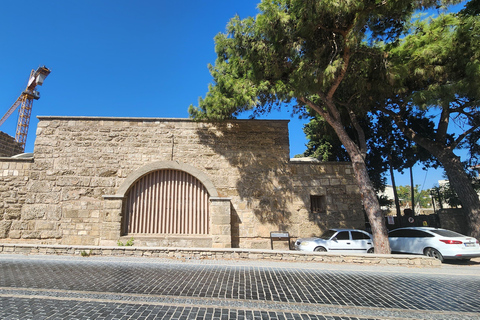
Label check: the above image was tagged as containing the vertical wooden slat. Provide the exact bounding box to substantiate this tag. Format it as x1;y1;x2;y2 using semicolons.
178;172;183;234
173;170;178;234
152;171;157;233
187;173;192;234
165;170;171;234
124;169;210;235
204;184;210;234
160;170;166;234
131;182;138;233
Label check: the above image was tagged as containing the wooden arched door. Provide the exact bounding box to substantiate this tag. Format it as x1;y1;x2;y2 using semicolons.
123;169;210;235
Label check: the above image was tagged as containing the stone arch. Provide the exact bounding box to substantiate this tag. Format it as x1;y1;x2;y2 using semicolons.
117;161;219;237
116;161;218;198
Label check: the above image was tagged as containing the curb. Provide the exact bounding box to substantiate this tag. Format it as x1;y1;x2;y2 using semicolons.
0;243;441;267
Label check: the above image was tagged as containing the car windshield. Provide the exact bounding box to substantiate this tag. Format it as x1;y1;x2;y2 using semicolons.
319;230;337;240
429;229;465;237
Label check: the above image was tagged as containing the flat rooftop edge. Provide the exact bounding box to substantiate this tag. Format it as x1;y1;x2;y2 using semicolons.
37;115;290;123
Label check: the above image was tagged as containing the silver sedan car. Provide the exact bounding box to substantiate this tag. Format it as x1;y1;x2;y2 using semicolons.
294;229;374;253
388;227;480;262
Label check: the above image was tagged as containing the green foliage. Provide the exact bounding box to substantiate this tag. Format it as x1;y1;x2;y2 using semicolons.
117;237;134;246
302;116;349;162
190;0;454;121
396;185;432;208
80;250;91;257
431;183;462;208
387;12;480;110
380;5;480;230
378;194;394;209
431;171;480;208
460;0;480;16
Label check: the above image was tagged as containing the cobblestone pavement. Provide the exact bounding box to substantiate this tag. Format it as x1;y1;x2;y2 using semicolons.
0;255;479;320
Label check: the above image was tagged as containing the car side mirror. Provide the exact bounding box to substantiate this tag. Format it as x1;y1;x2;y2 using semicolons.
332;237;337;241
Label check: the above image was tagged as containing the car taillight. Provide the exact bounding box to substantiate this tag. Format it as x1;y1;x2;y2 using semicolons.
439;239;463;244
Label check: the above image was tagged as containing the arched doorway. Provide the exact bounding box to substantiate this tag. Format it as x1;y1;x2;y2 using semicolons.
123;169;210;236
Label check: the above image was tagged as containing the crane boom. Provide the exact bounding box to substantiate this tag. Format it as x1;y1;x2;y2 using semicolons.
0;66;50;151
0;97;22;127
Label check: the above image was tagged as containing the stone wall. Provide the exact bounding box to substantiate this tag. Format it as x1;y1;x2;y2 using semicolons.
0;157;33;239
0;116;364;249
0;131;23;157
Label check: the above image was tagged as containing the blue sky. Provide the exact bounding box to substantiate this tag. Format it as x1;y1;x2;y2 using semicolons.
0;0;469;190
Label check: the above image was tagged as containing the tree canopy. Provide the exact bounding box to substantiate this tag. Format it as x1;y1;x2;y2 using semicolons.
190;0;460;253
380;6;480;237
396;185;432;209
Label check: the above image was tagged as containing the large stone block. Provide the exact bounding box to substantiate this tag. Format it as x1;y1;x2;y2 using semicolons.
21;231;42;239
35;221;58;230
40;230;62;239
21;205;47;220
10;220;30;230
4;208;21;220
211;225;231;236
8;230;21;239
46;207;62;221
63;209;91;219
27;181;52;193
211;214;231;226
0;221;12;238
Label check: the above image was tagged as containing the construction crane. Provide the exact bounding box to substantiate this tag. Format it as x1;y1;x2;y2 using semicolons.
0;66;51;151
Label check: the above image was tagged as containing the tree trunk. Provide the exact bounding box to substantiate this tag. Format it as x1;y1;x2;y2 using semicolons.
328;119;391;253
351;154;391;253
437;152;480;238
389;156;401;218
302;97;391;253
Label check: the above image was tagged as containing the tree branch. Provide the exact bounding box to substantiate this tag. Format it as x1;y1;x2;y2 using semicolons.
347;108;367;156
379;106;450;155
436;107;450;144
454;125;480;148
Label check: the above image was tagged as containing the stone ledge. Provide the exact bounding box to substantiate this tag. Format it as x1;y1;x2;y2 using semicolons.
0;244;441;267
0;157;34;162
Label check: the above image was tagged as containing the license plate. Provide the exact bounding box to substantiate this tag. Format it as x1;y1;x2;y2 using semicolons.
464;242;475;247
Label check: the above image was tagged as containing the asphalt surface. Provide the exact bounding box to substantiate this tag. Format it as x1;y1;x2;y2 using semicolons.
0;254;479;320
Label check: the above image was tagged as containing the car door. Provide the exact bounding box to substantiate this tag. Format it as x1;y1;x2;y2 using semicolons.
350;231;373;252
389;229;434;254
404;230;435;254
327;231;352;252
388;229;409;253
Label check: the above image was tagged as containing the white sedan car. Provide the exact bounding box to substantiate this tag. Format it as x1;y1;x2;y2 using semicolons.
294;229;374;253
388;227;480;262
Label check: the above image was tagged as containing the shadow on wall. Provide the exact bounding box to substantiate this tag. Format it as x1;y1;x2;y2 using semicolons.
195;121;300;230
230;203;240;248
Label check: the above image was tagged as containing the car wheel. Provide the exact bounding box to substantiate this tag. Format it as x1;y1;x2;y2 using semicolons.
424;248;444;262
367;248;374;254
314;246;327;252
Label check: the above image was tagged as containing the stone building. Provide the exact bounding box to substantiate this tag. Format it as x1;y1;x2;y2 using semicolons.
0;116;364;249
0;131;23;157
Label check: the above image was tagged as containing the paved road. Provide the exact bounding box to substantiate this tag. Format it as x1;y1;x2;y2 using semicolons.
0;255;479;320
